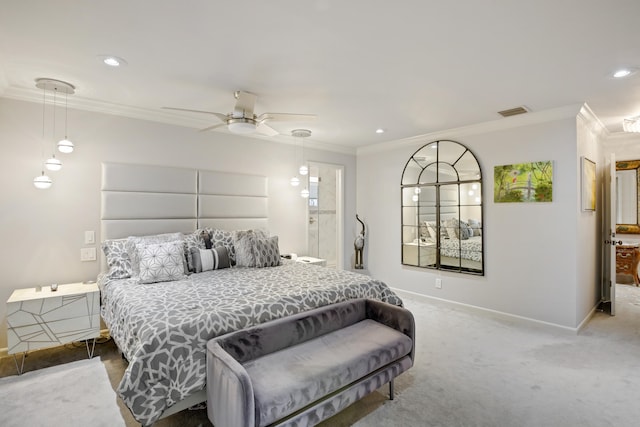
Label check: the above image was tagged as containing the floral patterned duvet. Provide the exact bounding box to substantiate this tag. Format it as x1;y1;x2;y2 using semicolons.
98;260;402;425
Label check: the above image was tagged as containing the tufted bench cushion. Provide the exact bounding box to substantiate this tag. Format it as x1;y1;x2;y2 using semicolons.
245;319;412;426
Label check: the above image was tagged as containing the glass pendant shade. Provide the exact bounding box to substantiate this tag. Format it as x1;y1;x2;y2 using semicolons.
57;138;74;153
45;156;62;171
290;176;300;187
299;165;308;175
33;172;52;189
301;188;309;198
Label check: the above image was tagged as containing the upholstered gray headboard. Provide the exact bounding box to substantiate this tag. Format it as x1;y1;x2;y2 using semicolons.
101;161;268;242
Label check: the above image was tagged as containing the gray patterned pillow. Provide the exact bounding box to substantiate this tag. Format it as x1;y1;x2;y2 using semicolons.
233;230;257;267
101;239;131;279
126;232;184;278
207;228;269;266
445;218;470;240
208;228;236;265
183;229;210;272
254;236;281;268
468;218;482;236
190;246;230;273
137;241;187;284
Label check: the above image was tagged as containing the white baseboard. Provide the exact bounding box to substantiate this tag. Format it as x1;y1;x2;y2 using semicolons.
391;287;597;334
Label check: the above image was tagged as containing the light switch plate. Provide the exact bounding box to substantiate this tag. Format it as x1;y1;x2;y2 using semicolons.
80;247;97;262
84;230;95;245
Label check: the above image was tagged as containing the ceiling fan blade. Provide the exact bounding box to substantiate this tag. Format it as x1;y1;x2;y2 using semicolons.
233;91;257;117
162;107;227;122
257;112;317;123
255;122;280;136
198;123;227;133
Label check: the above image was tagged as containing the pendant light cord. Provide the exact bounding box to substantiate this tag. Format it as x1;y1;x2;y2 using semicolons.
40;83;46;171
52;88;57;157
64;91;68;138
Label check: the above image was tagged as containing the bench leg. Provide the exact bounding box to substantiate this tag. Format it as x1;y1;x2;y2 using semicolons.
389;379;394;400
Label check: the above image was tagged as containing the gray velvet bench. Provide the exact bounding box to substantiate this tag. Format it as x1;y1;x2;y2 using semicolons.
206;298;415;427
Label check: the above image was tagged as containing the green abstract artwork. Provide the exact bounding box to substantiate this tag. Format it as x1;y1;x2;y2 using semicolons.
494;161;553;203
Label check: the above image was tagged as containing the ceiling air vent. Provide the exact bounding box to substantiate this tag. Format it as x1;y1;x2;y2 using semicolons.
498;106;529;117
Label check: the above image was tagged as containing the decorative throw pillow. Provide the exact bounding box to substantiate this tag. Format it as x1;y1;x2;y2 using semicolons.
419;221;430;240
183;229;211;272
426;222;438;240
137;241;187;284
254;236;281;268
190;246;230;273
233;230;257;267
208;228;237;264
101;239;131;279
468;218;482;236
459;220;472;240
126;232;184;278
445;218;471;240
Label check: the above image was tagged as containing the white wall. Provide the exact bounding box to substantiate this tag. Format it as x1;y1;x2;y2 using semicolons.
575;110;605;327
358;108;599;329
0;97;357;350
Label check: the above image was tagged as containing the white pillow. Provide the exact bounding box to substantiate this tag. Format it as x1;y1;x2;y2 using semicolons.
126;232;184;278
137;241;187;284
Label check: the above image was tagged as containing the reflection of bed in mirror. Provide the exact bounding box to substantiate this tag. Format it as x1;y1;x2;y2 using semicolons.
400;140;484;275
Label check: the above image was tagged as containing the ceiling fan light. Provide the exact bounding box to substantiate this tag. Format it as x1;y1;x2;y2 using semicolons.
45;156;62;171
33;172;52;189
228;118;256;134
57;138;74;153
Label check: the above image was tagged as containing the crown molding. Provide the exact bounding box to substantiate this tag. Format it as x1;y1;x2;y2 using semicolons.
577;103;609;139
358;103;586;156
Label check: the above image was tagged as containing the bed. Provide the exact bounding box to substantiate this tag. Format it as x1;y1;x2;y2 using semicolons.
422;217;483;271
99;162;403;426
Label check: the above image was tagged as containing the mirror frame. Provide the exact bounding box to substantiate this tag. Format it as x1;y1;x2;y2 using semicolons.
400;140;484;275
616;160;640;234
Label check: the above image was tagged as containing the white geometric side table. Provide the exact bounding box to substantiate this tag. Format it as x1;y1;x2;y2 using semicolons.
295;256;327;267
6;282;100;373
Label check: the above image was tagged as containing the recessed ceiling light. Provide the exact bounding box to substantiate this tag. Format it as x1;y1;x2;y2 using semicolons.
375;128;385;134
99;55;127;67
613;68;632;78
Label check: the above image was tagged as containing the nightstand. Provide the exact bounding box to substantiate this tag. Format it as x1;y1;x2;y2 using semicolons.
6;282;100;373
403;241;436;267
296;256;327;267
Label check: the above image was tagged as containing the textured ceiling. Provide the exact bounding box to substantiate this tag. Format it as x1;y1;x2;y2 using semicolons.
1;0;639;150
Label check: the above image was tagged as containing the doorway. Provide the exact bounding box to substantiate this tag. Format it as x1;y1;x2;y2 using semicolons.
307;162;344;269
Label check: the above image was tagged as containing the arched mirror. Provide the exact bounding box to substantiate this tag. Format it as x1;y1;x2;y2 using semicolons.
616;160;640;234
401;140;484;275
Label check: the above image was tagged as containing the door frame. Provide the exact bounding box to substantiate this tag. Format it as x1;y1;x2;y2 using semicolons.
306;161;345;270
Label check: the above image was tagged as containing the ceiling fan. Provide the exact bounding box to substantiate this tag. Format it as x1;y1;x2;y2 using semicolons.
163;90;316;136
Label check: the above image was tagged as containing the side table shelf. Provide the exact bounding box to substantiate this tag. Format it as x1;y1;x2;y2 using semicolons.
6;282;100;374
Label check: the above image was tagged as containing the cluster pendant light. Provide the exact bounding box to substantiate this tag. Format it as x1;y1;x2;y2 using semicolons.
33;78;76;190
289;129;312;198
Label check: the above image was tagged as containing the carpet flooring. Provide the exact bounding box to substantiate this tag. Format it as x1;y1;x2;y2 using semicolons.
2;284;640;426
0;358;124;427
